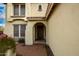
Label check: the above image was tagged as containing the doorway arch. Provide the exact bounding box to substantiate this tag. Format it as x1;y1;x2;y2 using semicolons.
34;22;46;43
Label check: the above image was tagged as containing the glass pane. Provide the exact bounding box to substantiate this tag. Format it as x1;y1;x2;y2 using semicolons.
20;4;25;16
14;24;19;37
20;24;26;37
14;4;19;16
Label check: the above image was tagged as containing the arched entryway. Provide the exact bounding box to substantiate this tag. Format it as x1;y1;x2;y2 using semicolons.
34;22;46;43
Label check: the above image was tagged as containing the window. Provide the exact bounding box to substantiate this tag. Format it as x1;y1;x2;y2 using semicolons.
14;4;19;16
21;5;25;16
20;24;26;37
14;24;19;37
38;5;42;11
13;4;25;16
13;24;26;39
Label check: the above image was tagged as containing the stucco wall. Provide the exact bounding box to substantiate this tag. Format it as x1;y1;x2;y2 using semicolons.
47;3;79;56
4;22;13;37
27;3;48;17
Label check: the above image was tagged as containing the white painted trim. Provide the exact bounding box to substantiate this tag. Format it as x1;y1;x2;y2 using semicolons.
19;4;20;16
19;25;20;38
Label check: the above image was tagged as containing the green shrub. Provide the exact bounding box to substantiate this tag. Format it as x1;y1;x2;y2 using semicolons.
0;37;16;56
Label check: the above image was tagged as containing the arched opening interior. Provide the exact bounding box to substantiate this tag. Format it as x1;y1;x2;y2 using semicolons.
34;22;46;43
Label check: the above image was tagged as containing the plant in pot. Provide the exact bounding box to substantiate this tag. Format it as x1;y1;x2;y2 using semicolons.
0;34;16;56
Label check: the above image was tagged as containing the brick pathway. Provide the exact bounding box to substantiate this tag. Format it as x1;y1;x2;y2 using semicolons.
16;43;47;56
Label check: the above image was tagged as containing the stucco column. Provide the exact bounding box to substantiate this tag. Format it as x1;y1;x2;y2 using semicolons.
25;22;33;45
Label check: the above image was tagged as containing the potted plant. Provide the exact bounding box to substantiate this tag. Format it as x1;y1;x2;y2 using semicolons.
0;34;16;56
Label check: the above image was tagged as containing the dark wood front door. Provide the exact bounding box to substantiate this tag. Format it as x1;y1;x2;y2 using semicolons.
35;23;45;41
37;25;44;40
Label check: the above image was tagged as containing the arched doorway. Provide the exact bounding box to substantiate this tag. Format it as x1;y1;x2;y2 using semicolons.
34;22;46;43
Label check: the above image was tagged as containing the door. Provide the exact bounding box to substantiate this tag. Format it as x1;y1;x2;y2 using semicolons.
37;25;44;40
35;23;46;41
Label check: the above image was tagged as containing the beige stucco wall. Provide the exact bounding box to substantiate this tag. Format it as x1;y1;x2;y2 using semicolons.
27;3;48;17
4;22;13;37
47;3;79;56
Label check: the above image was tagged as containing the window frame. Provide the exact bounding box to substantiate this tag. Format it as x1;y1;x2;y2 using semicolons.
13;24;26;39
13;3;25;16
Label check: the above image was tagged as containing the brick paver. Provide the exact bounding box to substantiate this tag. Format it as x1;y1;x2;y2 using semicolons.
16;43;47;56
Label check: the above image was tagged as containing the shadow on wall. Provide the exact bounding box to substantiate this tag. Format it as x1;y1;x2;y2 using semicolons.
45;44;54;56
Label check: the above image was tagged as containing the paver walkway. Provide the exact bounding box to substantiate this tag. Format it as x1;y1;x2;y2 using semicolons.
16;43;47;56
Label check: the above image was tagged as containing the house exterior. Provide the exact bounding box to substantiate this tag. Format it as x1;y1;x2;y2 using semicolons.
4;3;51;45
4;3;79;56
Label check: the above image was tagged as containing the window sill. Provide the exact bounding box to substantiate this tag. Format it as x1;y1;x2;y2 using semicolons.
11;16;25;18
